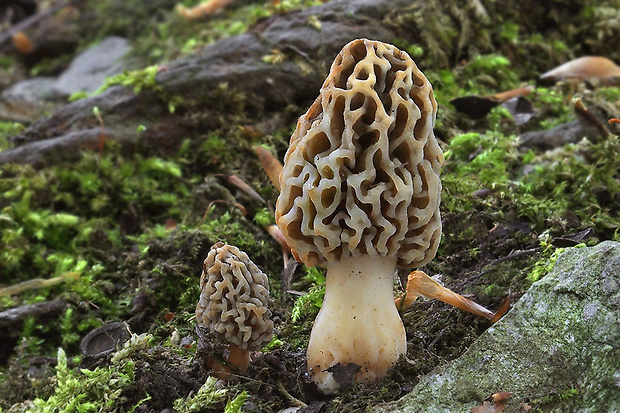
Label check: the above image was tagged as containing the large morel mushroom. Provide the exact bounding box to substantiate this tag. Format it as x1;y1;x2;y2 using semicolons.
275;38;444;393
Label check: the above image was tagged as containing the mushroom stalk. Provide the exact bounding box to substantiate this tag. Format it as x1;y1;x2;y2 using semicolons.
228;345;251;374
306;256;406;393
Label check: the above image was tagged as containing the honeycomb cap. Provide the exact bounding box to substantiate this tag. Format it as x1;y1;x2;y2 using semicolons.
276;38;444;268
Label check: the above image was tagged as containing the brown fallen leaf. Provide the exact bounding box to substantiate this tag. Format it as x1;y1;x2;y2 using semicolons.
490;295;511;323
492;86;533;102
396;271;495;319
240;125;264;139
540;56;620;82
254;145;283;190
176;0;234;20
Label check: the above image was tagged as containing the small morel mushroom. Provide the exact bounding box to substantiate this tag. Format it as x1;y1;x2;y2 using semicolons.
196;242;274;374
275;38;443;393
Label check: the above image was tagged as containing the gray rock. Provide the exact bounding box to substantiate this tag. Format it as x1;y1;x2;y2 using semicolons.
53;36;132;96
518;118;604;151
1;0;411;166
0;77;60;122
374;241;620;413
1;77;60;102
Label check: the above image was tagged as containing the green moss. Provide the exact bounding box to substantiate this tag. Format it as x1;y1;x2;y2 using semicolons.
27;335;151;412
0;122;25;151
171;377;248;413
70;65;161;102
291;266;325;323
253;208;274;227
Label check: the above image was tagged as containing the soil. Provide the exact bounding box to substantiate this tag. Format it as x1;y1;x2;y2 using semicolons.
0;0;619;412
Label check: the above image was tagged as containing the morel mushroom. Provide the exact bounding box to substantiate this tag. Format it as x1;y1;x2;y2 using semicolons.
275;38;444;393
196;242;274;374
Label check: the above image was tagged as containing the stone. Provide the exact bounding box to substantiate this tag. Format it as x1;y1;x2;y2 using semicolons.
53;36;132;96
1;0;411;166
0;77;60;122
1;77;60;102
374;241;620;413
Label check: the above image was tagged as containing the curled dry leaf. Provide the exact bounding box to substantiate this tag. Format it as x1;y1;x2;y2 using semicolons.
540;56;620;82
176;0;234;20
492;86;533;102
450;96;500;119
396;271;495;319
240;125;265;139
254;145;283;191
490;295;511;323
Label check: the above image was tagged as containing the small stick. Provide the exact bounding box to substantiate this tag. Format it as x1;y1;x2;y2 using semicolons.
0;272;80;296
574;98;609;142
0;1;70;46
0;300;65;327
222;174;267;205
456;247;539;289
198;201;246;226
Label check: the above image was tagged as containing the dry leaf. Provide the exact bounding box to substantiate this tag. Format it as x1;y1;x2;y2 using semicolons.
396;271;494;319
254;145;283;190
540;56;620;82
492;86;533;102
176;0;234;20
490;295;511;323
240;125;264;139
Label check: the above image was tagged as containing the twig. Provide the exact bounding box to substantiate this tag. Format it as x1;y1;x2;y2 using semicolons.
574;98;609;143
277;382;307;408
0;300;65;328
427;326;448;351
456;247;540;289
0;1;71;46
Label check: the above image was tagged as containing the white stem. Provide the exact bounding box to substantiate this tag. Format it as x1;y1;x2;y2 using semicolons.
306;256;406;393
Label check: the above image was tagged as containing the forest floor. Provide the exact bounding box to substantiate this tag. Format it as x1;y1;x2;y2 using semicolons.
0;1;619;412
